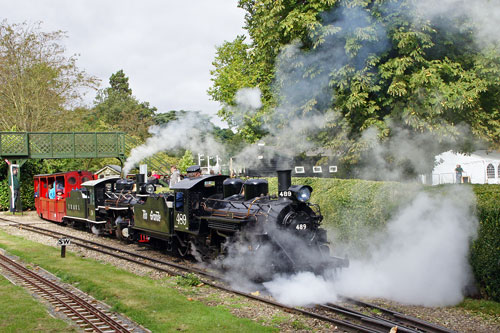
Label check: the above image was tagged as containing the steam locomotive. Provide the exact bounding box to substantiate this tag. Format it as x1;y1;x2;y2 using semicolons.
35;168;348;277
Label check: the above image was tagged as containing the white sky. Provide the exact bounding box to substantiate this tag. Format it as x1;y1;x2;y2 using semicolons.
1;0;247;126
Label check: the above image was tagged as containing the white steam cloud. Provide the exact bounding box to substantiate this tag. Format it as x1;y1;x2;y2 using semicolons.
263;186;477;307
123;112;226;175
416;0;500;47
235;87;262;110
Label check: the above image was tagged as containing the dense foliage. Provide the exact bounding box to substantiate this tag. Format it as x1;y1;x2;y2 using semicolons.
0;20;97;132
470;185;500;302
0;160;43;211
87;69;157;140
209;0;500;166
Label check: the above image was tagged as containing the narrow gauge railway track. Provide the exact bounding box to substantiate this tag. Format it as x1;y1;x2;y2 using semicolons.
0;253;133;333
318;302;456;333
1;217;455;333
338;298;457;333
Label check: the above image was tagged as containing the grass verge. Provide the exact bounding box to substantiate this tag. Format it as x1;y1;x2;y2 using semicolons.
457;298;500;320
0;229;275;332
0;275;76;332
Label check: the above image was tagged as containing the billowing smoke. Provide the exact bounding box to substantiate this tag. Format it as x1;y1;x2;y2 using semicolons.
415;0;500;47
231;5;384;168
355;124;478;181
235;87;262;110
122;112;226;175
262;185;478;307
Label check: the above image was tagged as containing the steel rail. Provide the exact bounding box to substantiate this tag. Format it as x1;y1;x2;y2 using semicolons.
341;297;457;333
318;303;419;333
0;253;131;332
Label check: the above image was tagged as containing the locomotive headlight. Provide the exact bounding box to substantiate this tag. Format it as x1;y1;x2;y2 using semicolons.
145;184;155;194
288;185;313;202
140;183;156;194
297;187;311;202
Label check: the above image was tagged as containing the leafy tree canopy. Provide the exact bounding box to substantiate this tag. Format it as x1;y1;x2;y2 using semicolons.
153;110;188;126
89;70;157;140
0;20;97;132
178;150;195;173
209;0;500;168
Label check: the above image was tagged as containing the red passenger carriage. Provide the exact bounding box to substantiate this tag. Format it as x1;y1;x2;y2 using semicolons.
34;171;94;222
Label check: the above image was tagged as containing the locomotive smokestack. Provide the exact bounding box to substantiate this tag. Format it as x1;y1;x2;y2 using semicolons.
136;173;145;185
277;169;292;192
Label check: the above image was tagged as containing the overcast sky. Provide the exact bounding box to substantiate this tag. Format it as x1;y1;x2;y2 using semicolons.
1;0;246;126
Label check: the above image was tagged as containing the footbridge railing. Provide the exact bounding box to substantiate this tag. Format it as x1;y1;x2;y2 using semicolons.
0;132;125;161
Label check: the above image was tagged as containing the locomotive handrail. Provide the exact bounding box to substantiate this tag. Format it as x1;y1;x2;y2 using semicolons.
247;197;265;217
201;199;268;220
202;196;273;218
203;197;272;209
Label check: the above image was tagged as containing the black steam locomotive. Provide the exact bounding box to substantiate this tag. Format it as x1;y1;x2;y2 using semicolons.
51;169;348;277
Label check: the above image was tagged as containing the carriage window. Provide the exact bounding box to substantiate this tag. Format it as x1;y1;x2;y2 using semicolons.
498;164;500;178
67;176;76;185
204;181;215;187
487;164;495;178
175;192;184;211
82;176;90;183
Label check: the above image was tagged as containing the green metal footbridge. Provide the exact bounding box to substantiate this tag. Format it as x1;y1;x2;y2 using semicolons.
1;131;170;212
0;132;126;166
0;132;168;173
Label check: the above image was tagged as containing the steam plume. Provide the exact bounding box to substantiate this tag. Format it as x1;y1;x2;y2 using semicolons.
263;186;478;307
123;112;226;175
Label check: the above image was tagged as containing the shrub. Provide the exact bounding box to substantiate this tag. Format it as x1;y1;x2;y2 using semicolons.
470;185;500;302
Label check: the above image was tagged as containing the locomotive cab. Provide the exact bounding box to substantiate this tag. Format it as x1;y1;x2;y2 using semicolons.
170;175;228;234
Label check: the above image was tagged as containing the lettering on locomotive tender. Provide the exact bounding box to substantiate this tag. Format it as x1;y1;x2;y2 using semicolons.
68;204;80;211
142;209;161;222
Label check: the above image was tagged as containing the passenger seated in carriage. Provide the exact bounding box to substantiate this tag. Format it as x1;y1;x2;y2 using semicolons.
48;184;56;199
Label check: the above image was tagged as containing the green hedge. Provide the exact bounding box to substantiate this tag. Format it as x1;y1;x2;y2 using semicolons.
470;185;500;302
267;177;499;301
267;177;418;254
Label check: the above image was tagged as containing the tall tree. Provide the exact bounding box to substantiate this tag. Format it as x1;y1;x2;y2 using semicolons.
209;0;500;162
109;69;132;95
0;20;97;131
90;70;156;140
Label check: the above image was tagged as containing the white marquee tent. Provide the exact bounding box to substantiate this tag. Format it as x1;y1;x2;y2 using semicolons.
432;150;500;185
